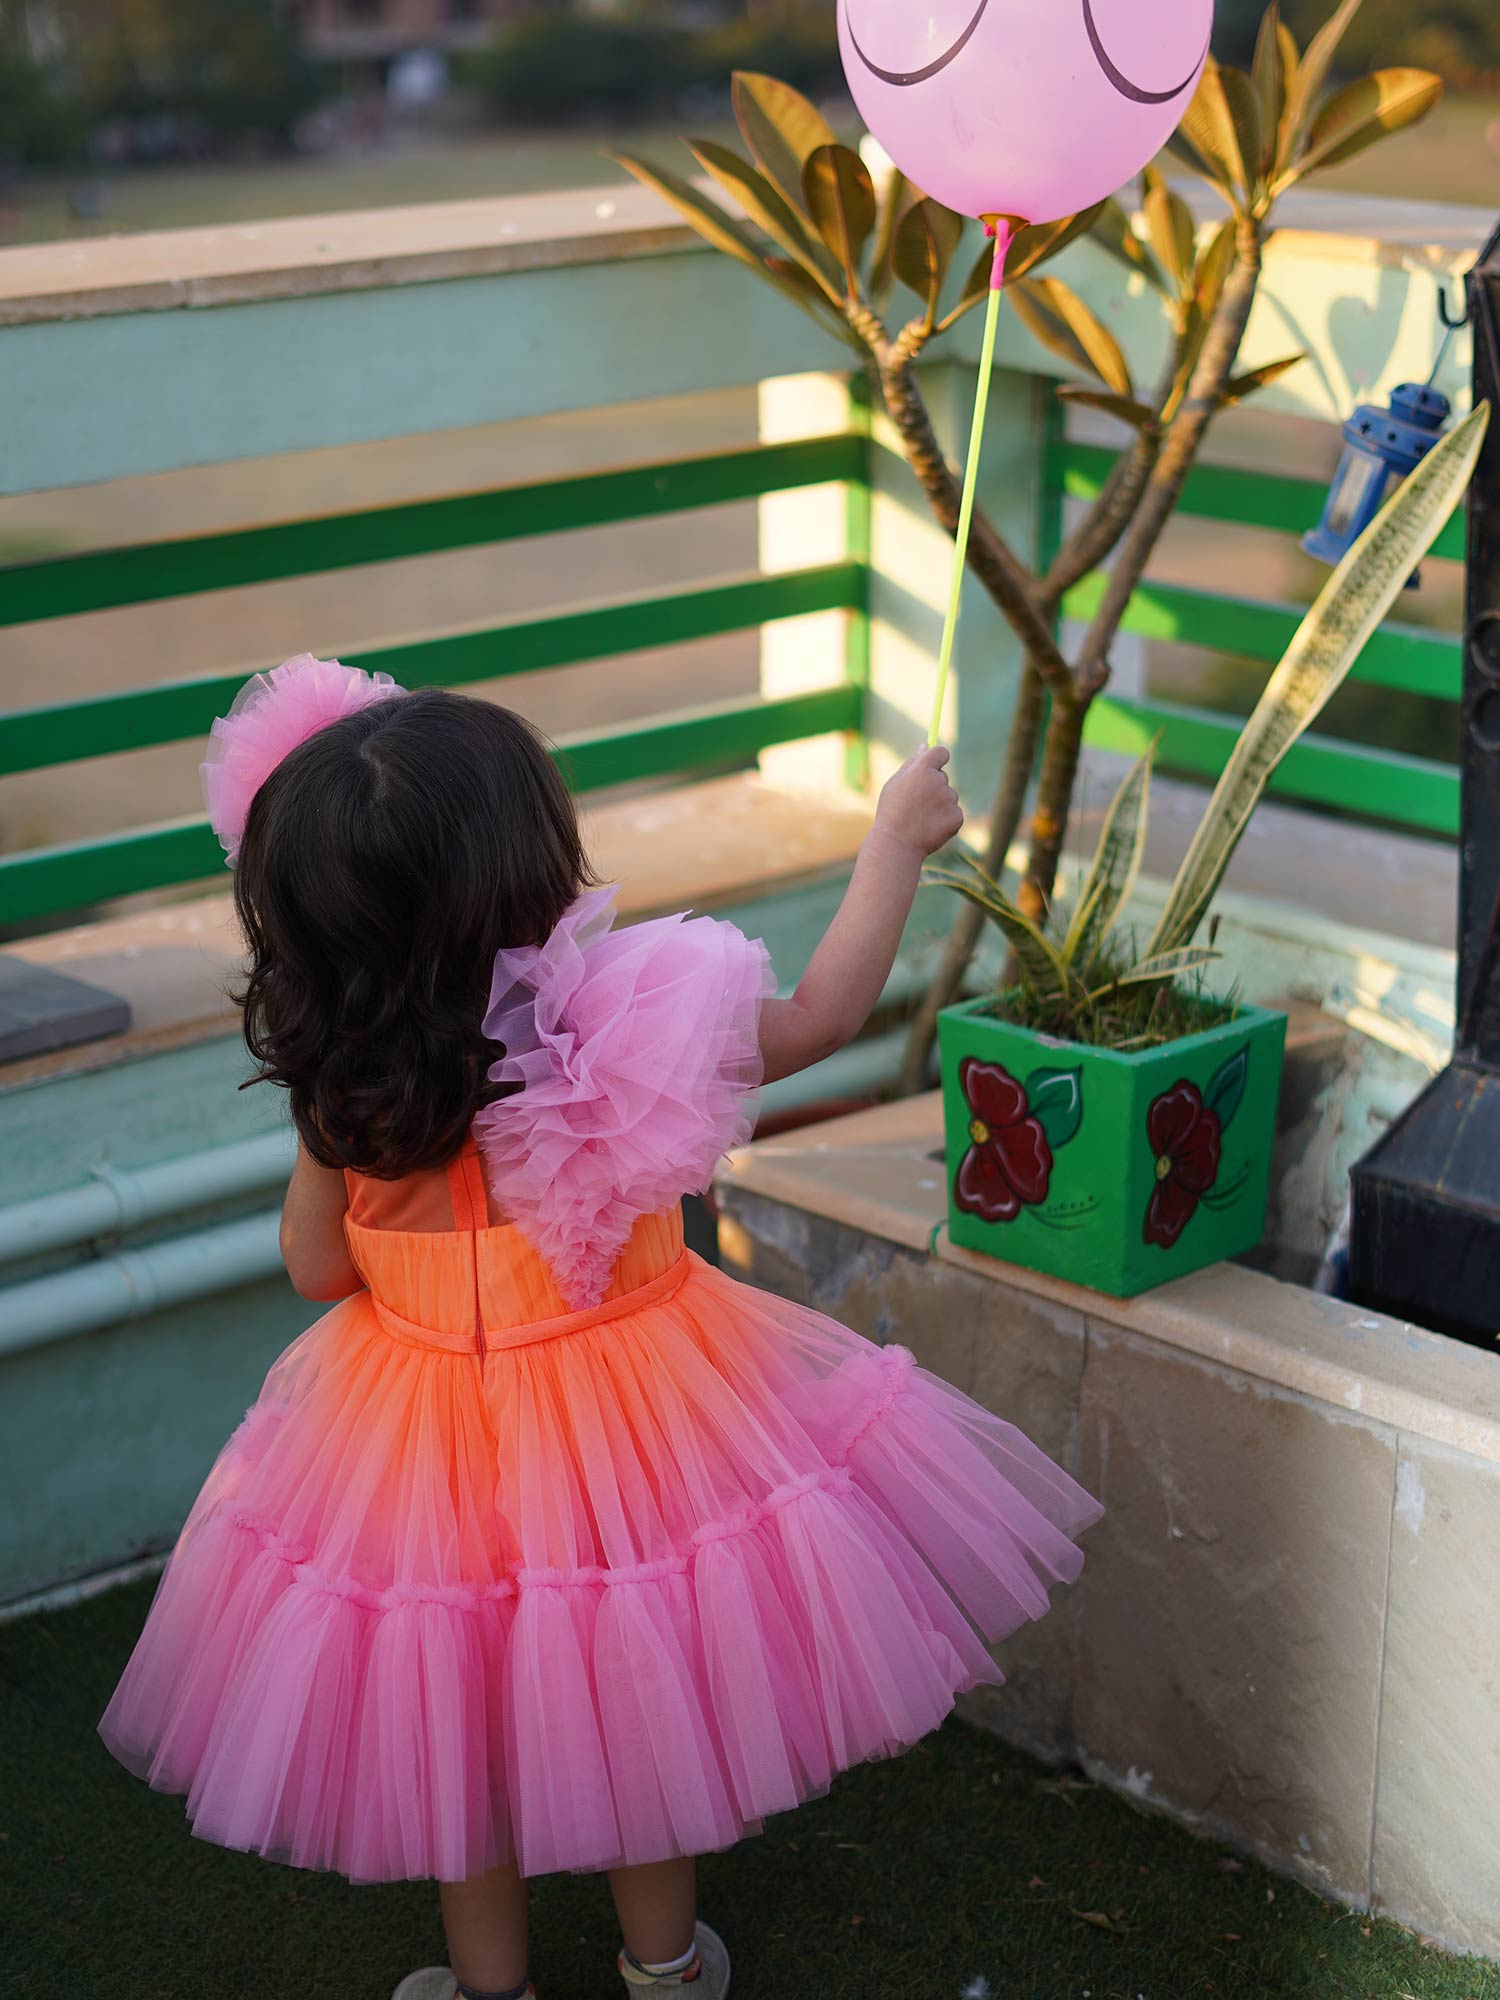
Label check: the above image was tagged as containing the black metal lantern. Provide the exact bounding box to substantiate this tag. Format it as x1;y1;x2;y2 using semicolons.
1302;382;1452;585
1349;219;1500;1349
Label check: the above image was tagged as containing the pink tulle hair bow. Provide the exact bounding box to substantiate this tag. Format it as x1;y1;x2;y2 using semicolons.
200;653;405;861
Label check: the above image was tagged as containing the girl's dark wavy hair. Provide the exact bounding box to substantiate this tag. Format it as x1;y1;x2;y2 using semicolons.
233;689;592;1178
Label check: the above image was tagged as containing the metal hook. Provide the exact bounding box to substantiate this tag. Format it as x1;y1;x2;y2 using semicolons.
1438;276;1471;330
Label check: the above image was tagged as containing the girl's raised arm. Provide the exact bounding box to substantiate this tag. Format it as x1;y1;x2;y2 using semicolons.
759;746;965;1086
280;1141;362;1301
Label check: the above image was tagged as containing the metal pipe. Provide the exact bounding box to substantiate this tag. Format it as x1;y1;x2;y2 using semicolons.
0;1029;910;1357
0;1211;286;1360
0;1130;293;1268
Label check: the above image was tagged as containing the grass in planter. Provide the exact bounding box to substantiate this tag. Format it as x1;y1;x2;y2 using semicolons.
3;1575;1494;2000
975;934;1242;1052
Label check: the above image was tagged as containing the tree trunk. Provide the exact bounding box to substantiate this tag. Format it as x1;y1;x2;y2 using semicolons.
1016;688;1085;924
876;349;1071;689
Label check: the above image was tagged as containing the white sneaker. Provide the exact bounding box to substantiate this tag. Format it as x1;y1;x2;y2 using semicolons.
391;1974;535;2000
618;1922;730;1996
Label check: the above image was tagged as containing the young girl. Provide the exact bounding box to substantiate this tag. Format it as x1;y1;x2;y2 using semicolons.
101;656;1102;2000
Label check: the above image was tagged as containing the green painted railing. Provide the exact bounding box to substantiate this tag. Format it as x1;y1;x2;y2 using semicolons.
0;432;870;927
1054;441;1465;836
0;378;1472;933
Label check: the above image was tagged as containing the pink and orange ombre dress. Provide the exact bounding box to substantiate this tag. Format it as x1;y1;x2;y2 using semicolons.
100;889;1102;1884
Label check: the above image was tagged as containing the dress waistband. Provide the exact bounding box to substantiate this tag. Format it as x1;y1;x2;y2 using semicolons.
371;1250;696;1355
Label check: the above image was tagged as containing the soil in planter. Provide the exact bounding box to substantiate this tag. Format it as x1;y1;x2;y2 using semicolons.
978;942;1241;1051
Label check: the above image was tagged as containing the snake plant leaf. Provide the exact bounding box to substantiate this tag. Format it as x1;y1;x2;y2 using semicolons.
1220;352;1306;407
687;138;844;298
1142;170;1197;295
1148;399;1492;958
1063;746;1154;973
803;143;878;291
1251;3;1288;179
1090;945;1222;999
731;71;837;216
1055;387;1158;430
923;863;1072;1000
1090;196;1172;297
1273;69;1442;193
1010;276;1134;398
892;199;965;322
1277;0;1363;175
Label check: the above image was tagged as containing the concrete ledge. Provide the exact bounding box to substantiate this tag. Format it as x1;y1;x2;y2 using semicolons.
1;182;1483;328
3;769;873;1090
718;1095;1500;1961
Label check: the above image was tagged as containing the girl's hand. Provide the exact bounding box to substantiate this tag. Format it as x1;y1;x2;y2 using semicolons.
873;745;965;859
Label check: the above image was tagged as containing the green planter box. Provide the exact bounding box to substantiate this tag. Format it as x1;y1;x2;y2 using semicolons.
937;997;1288;1298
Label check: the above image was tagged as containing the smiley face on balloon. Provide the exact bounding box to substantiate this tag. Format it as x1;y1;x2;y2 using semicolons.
838;0;1214;224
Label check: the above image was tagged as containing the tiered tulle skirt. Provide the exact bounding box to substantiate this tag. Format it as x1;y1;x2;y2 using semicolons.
101;1249;1101;1882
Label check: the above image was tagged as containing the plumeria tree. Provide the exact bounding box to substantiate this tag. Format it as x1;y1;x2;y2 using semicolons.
618;0;1441;1090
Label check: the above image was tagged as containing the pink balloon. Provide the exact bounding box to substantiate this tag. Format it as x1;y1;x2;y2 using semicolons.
838;0;1213;224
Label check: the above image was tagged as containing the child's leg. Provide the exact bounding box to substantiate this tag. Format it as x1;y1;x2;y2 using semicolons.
439;1861;530;1997
606;1856;697;1966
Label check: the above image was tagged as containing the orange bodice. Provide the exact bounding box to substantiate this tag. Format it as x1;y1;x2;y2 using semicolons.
343;1137;685;1351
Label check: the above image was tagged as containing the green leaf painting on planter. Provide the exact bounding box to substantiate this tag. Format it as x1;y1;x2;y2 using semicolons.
1026;1066;1085;1150
1204;1047;1249;1129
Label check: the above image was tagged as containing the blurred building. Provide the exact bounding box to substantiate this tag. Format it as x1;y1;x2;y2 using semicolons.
295;0;530;66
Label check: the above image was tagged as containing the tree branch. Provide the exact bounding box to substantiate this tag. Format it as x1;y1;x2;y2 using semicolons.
874;336;1075;697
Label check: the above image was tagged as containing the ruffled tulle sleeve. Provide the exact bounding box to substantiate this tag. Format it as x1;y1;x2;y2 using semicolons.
473;888;775;1309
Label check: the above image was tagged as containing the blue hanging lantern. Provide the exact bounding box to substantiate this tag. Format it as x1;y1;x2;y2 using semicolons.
1301;382;1451;587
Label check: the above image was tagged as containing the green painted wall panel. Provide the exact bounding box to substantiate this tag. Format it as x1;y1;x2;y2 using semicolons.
0;253;847;497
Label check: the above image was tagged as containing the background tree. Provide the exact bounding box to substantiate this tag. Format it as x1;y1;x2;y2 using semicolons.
618;0;1442;1092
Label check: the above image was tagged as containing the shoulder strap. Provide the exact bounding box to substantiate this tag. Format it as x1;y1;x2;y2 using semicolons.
445;1146;489;1232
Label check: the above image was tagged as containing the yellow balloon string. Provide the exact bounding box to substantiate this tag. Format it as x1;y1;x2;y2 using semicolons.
927;223;1012;749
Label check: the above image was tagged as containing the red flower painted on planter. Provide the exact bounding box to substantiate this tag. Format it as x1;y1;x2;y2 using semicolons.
1144;1080;1223;1249
954;1057;1054;1224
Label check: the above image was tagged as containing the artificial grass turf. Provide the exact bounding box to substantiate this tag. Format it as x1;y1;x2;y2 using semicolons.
2;1577;1493;2000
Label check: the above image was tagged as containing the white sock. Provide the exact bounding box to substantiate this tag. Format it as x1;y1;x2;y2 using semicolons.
632;1939;697;1977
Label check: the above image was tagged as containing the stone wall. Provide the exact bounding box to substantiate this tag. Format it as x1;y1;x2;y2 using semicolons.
717;1097;1500;1962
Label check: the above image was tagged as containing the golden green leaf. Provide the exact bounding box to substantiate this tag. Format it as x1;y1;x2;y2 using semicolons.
687;137;843;298
1142;177;1197;294
1276;68;1442;190
1012;275;1134;398
1055;386;1157;429
1220;353;1306;406
1277;0;1364;171
891;199;964;322
1184;56;1261;196
803;143;878;291
1251;3;1287;178
731;70;837;215
1090;196;1172;296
